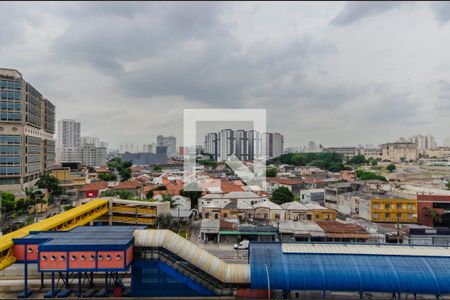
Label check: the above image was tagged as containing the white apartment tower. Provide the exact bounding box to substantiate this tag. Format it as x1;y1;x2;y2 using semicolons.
204;130;283;161
157;135;177;158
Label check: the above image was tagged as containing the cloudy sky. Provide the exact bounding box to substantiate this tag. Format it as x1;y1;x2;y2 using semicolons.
1;1;450;149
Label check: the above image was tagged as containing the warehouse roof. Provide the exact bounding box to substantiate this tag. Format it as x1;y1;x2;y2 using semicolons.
250;243;450;295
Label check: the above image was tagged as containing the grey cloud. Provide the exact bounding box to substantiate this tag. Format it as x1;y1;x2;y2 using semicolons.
0;3;37;50
330;1;402;26
431;2;450;25
51;2;228;73
432;80;450;110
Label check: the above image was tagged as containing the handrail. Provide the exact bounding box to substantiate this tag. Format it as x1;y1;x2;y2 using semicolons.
133;229;250;284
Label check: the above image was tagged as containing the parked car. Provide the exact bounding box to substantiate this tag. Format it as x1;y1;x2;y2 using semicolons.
234;240;250;250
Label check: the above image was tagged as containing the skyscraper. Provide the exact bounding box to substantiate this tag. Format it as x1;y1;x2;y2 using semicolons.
445;137;450;148
0;68;55;190
57;119;81;163
204;130;283;161
57;119;80;148
157;135;176;158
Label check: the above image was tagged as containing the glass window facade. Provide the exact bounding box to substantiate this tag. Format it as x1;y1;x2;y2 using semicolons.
0;79;22;122
26;84;42;128
0;134;21;175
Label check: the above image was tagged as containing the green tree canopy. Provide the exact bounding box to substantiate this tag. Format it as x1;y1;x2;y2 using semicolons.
179;182;203;209
268;152;345;172
36;174;62;196
153;165;162;172
356;170;387;181
117;190;134;200
161;194;178;209
98;172;117;181
106;157;133;181
447;181;450;190
386;164;396;173
347;155;367;165
146;190;154;199
266;167;277;177
271;186;294;205
1;191;16;213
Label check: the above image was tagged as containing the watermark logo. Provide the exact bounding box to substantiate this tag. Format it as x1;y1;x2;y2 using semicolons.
183;109;267;192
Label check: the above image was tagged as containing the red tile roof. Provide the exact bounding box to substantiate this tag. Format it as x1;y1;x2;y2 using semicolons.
417;194;450;202
143;184;157;193
303;177;324;184
80;181;109;192
113;180;142;190
269;177;303;185
165;180;184;195
130;166;145;172
220;180;244;193
316;221;368;235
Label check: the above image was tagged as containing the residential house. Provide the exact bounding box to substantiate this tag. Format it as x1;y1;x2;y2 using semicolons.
113;180;143;199
79;181;109;199
268;177;304;196
253;200;286;221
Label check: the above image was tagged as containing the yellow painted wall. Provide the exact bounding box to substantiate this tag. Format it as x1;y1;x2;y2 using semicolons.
370;198;417;223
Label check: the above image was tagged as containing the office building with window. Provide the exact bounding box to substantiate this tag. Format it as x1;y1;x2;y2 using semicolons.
0;68;56;190
156;135;176;158
204;130;283;161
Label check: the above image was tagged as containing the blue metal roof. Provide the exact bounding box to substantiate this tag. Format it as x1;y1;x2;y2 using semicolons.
250;243;450;295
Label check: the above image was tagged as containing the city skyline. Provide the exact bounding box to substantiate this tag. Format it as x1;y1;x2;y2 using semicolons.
1;2;450;148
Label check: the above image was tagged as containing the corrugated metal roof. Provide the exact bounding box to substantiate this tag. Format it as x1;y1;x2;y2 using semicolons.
250;243;450;295
282;243;450;257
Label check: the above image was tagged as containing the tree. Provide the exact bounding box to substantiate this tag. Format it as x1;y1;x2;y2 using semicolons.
106;157;133;181
98;173;117;181
146;190;154;199
268;152;345;172
423;207;443;224
271;187;294;205
156;214;179;231
179;182;203;208
1;191;16;214
447;181;450;190
400;157;406;163
36;174;62;196
266;167;277;177
161;194;178;209
371;160;378;166
119;168;132;181
356;170;387;182
153;165;162;172
386;164;396;173
117;190;134;200
348;155;367;165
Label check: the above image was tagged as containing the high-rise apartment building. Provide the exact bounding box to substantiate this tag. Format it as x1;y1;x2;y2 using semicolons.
142;143;156;153
407;135;436;153
0;68;55;190
204;130;283;161
57;119;80;148
271;132;284;158
80;144;107;167
444;137;450;148
56;119;81;162
80;136;100;147
56;119;107;167
156;135;176;158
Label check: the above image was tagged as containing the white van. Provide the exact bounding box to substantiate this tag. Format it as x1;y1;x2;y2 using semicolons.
234;240;250;250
